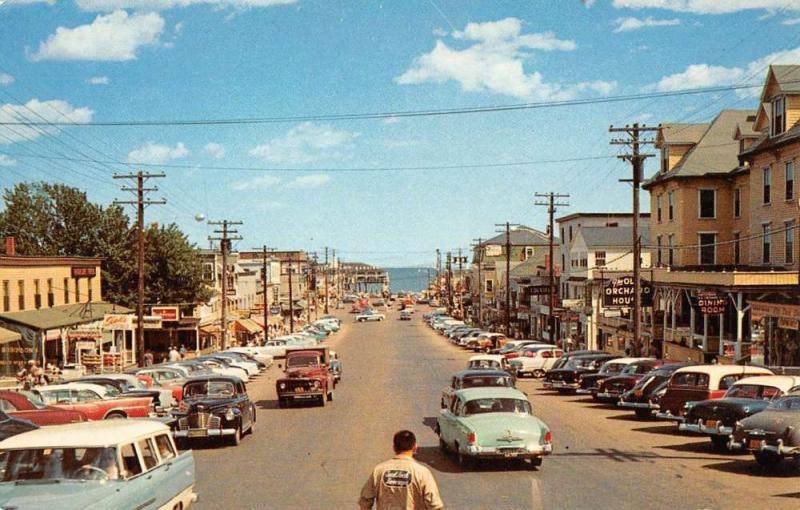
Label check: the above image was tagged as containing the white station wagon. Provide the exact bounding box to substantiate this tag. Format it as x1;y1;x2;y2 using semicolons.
0;420;197;510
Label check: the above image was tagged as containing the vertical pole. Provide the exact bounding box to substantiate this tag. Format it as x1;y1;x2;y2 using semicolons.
262;245;269;343
632;124;643;357
548;197;556;345
136;171;145;367
324;247;329;314
458;248;463;318
505;222;511;336
220;222;229;351
477;239;483;327
288;261;294;333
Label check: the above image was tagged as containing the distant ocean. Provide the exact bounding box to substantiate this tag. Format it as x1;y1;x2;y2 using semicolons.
385;267;435;294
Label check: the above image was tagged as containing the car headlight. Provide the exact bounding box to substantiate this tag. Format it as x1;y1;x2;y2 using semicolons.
279;383;286;389
313;380;321;389
225;409;235;421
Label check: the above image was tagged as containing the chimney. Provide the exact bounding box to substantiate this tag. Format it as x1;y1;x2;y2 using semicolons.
4;236;15;256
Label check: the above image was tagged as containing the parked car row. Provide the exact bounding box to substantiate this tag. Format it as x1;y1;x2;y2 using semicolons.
424;309;510;353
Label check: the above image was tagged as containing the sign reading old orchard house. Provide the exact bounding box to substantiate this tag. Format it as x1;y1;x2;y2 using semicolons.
696;291;726;315
151;306;179;321
71;266;97;278
603;277;653;308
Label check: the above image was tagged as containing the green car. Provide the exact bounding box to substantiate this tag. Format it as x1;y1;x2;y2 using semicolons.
436;387;552;469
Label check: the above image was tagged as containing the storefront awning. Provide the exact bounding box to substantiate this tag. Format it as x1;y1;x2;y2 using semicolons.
200;325;221;336
235;318;262;335
0;327;21;344
0;302;131;331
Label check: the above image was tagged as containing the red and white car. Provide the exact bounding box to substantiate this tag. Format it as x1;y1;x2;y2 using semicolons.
35;383;152;420
0;390;87;425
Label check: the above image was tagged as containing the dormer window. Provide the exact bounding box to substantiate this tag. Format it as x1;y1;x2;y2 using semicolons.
772;96;785;136
661;145;669;173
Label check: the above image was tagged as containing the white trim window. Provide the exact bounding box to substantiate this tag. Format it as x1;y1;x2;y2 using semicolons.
762;223;771;264
656;194;662;223
733;187;741;218
772;96;786;137
786;160;795;201
661;146;670;173
698;189;716;219
698;233;716;265
763;166;772;205
668;191;674;221
485;279;494;293
786;220;795;264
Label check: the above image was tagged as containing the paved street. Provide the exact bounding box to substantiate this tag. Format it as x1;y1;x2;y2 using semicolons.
192;307;799;510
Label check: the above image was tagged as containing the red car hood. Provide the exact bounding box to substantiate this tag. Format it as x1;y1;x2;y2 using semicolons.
285;366;325;378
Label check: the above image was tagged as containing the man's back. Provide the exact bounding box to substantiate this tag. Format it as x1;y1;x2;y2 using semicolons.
359;456;443;510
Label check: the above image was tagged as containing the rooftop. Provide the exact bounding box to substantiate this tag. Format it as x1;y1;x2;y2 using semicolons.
556;212;648;224
481;226;551;247
579;226;650;248
0;302;131;331
657;122;709;146
0;419;169;449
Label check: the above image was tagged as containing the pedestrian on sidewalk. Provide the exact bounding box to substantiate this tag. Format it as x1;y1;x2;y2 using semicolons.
358;430;443;510
168;346;181;362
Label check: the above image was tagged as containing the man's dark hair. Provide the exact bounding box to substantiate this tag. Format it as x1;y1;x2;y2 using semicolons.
393;430;416;453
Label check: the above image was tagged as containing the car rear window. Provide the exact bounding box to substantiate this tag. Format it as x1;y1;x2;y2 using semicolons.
671;372;709;388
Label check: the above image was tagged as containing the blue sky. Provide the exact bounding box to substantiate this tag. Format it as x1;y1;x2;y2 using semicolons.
1;0;800;266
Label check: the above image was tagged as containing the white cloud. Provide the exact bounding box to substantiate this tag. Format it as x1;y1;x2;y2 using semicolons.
613;16;681;32
231;175;281;191
0;154;16;166
249;122;360;164
29;10;164;61
256;200;284;210
0;73;14;85
651;46;800;97
0;99;93;144
203;142;225;159
783;17;800;24
286;173;331;189
396;18;616;100
86;75;109;85
74;0;297;11
612;0;800;14
127;142;188;164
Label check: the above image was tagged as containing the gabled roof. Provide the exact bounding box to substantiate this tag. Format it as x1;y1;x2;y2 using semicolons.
753;102;771;133
760;65;800;102
481;226;551;246
509;257;541;278
578;226;650;248
657;123;709;146
733;115;758;139
645;110;754;188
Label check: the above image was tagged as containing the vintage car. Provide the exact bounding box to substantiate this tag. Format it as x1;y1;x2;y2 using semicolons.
679;375;800;449
467;354;512;373
0;420;197;509
0;391;86;426
400;310;413;320
594;359;670;403
575;357;653;397
195;357;250;382
35;383;153;420
489;340;541;356
508;345;565;378
465;333;507;352
173;376;256;446
0;411;38;441
436;387;551;469
542;353;619;393
226;346;275;366
618;363;695;418
441;370;515;409
276;347;335;407
730;391;800;468
655;365;773;423
74;376;174;412
355;309;386;322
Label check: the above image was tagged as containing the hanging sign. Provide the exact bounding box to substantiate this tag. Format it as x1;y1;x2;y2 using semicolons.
603;276;653;308
696;291;726;315
71;266;97;278
151;306;179;321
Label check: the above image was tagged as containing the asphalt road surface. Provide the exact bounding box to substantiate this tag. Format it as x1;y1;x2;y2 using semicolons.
191;307;800;510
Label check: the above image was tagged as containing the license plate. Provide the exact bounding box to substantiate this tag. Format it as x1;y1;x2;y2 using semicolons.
503;451;519;458
188;429;208;438
705;420;718;428
749;439;762;449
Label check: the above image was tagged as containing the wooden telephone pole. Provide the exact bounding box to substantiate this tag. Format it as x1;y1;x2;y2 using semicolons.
208;220;243;351
113;171;166;367
610;123;657;356
534;194;569;345
324;247;330;314
255;245;275;342
495;222;519;336
471;238;484;327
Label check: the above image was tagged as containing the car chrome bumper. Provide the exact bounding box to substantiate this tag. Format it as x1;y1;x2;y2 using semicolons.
678;421;733;436
730;437;800;456
618;401;659;410
551;381;579;390
465;443;553;458
655;411;684;423
174;428;237;438
280;391;324;399
575;388;597;395
596;392;622;401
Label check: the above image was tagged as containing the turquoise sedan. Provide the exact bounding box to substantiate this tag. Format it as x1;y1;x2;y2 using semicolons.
436;387;552;469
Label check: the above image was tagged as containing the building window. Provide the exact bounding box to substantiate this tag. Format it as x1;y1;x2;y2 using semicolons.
73;278;79;302
1;281;8;312
734;188;741;218
772;96;786;136
46;279;54;308
656;194;662;222
63;277;69;304
786;221;795;264
561;254;565;270
763;224;771;264
560;228;564;242
698;233;716;265
17;280;24;311
595;251;606;267
661;146;669;173
668;191;674;221
699;189;715;219
668;234;674;266
202;262;214;282
656;235;663;266
87;277;93;302
763;166;771;204
33;279;41;309
524;247;534;260
734;232;741;265
786;160;794;200
485;279;493;293
568;226;573;242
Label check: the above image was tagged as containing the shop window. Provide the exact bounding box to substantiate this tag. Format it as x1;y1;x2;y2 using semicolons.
698;189;715;219
699;233;716;265
33;279;41;309
17;280;24;311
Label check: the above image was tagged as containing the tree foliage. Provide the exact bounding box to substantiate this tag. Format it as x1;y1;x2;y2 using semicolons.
0;182;209;307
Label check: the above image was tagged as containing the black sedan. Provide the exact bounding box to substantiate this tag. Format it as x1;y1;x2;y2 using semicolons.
543;354;619;394
618;362;695;418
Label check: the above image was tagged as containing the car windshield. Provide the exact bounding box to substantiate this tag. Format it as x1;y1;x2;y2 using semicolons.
0;447;120;482
184;381;235;398
468;360;501;370
600;363;625;375
462;376;511;388
725;384;781;400
287;355;320;368
622;364;648;375
767;396;800;410
464;398;531;415
565;358;592;369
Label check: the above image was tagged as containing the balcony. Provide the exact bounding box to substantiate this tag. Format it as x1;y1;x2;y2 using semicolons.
652;266;798;288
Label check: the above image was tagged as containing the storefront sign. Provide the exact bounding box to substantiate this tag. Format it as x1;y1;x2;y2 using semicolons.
71;266;97;278
103;314;132;331
134;316;163;329
602;277;653;308
696;291;726;315
74;340;96;350
151;306;179;321
485;245;502;257
749;301;800;321
778;317;800;330
528;285;550;296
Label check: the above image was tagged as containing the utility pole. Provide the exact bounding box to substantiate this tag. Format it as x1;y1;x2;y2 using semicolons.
255;245;275;342
534;194;569;345
113;171;165;367
471;238;484;327
446;252;453;311
436;249;442;304
287;259;295;333
208;220;243;351
324;247;330;314
610;123;657;357
457;247;464;318
494;222;520;336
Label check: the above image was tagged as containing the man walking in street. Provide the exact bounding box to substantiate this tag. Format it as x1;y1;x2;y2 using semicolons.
359;430;443;510
168;345;181;362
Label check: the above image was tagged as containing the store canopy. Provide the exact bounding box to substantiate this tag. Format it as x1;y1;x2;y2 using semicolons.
0;302;132;331
235;318;262;335
0;327;21;344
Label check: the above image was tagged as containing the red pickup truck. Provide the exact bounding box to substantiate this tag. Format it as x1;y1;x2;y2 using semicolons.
276;347;334;407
